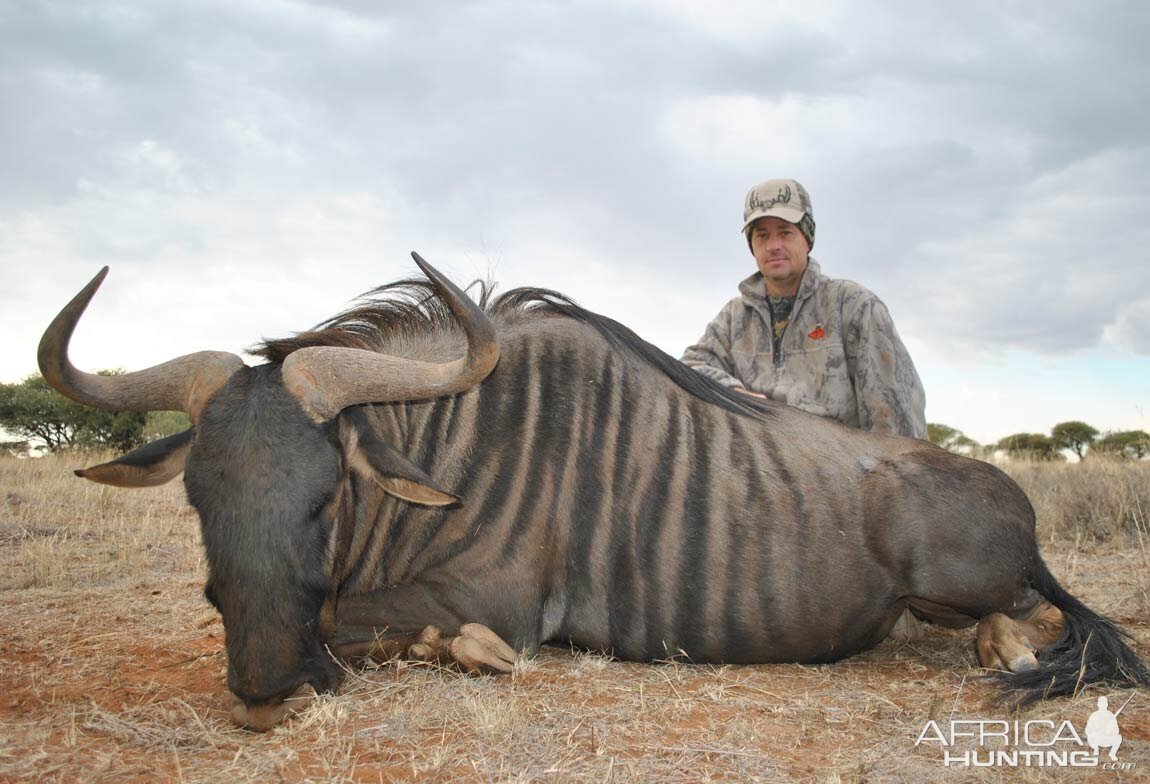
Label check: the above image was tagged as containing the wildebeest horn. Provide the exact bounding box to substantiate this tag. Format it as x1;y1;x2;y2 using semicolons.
281;252;500;422
38;267;245;422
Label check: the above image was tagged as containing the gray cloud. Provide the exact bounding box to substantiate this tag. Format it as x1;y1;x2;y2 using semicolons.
3;0;1149;387
1105;299;1150;355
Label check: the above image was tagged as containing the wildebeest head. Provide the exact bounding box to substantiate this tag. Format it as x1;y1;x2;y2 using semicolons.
37;254;499;730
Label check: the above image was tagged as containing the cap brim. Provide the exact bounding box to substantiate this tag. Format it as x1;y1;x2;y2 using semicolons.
742;205;806;233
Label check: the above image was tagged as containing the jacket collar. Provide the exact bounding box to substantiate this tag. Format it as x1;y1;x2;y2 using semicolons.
738;257;824;305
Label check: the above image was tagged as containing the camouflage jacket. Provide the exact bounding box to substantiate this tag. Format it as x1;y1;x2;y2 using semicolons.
682;259;927;438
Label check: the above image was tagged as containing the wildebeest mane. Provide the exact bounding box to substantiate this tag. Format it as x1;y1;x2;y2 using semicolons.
497;287;775;419
251;279;774;419
250;278;491;363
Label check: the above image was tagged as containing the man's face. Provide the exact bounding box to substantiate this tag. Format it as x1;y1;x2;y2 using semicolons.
750;216;810;296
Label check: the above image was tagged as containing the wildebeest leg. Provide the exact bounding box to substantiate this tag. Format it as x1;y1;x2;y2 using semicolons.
330;623;517;673
870;596;975;643
975;598;1064;673
865;449;1067;672
331;584;518;673
895;592;1064;674
903;597;980;629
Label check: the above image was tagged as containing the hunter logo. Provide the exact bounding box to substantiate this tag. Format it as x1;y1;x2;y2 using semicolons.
914;694;1136;770
1085;696;1125;761
748;184;793;213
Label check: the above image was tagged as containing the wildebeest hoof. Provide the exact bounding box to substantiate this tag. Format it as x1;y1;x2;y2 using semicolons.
407;623;517;673
1008;652;1039;673
450;622;518;673
230;682;317;731
407;624;446;660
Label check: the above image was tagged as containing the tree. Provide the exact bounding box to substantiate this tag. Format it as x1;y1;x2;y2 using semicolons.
0;375;80;450
1051;421;1098;461
0;374;147;452
1;439;29;457
1095;430;1150;460
144;410;192;440
995;432;1062;461
927;423;979;453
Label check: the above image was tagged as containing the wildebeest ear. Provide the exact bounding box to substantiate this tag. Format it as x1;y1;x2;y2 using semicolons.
346;409;460;507
74;428;194;488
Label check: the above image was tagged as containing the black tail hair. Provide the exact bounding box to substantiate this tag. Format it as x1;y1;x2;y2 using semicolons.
999;553;1150;705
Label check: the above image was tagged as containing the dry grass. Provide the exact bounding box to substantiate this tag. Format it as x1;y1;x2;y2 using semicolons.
1;452;1147;783
1003;457;1150;544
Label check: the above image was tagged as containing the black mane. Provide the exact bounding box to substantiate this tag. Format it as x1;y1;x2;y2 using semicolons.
252;280;774;420
250;278;495;363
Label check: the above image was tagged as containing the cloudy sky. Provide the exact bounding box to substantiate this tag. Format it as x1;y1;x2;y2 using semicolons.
3;1;1148;445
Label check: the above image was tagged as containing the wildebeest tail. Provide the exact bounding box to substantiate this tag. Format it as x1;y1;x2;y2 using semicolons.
1000;552;1149;705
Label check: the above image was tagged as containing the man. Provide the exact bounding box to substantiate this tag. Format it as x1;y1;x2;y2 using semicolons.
682;178;926;439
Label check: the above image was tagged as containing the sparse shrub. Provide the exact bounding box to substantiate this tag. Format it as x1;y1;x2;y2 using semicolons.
995;432;1063;461
1095;430;1150;460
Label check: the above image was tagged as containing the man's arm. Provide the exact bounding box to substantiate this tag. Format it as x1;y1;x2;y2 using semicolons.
681;302;746;389
844;296;927;438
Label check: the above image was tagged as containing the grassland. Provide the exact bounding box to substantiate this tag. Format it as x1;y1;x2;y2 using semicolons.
0;453;1147;782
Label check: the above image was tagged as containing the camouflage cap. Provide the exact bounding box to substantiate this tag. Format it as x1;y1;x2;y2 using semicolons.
742;178;816;249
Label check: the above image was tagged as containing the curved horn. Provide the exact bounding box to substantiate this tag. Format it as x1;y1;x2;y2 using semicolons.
282;252;500;422
38;267;245;422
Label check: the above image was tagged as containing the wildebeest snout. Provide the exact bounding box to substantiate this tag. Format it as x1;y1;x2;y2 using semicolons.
231;683;318;731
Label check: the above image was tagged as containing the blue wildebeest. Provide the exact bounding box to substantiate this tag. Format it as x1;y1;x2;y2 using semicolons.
39;255;1148;730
